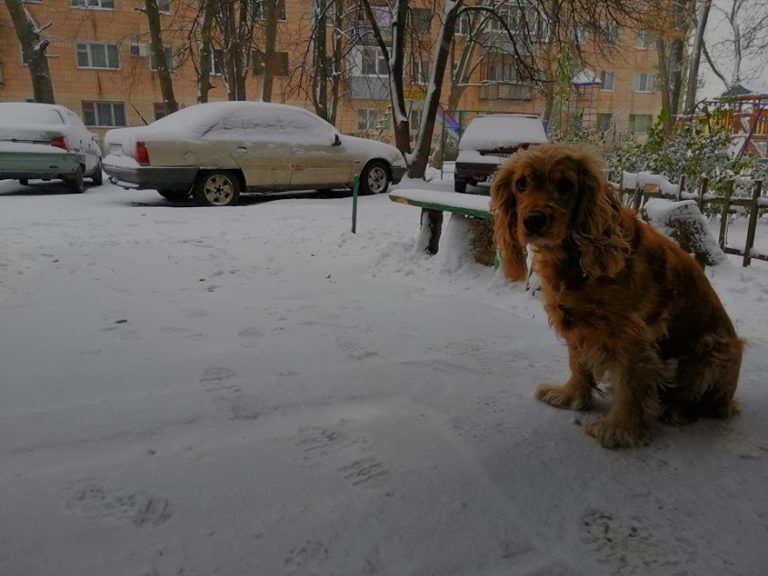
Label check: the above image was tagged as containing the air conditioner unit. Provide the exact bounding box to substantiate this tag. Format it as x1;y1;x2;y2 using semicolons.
129;43;149;57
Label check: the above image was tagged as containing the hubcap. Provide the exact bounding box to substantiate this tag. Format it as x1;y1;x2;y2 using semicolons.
368;166;387;193
203;174;235;205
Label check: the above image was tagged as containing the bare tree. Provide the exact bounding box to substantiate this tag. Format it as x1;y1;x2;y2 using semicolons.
684;0;712;115
702;0;768;91
197;0;217;103
653;0;693;130
260;0;279;101
142;0;179;115
4;0;55;103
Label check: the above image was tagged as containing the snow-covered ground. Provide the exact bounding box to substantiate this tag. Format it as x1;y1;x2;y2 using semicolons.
1;178;767;576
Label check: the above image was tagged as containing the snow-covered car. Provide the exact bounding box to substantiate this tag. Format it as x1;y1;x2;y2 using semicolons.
453;114;548;193
0;102;103;193
103;101;408;206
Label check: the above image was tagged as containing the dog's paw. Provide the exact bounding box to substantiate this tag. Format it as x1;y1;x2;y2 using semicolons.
584;419;649;448
535;383;592;411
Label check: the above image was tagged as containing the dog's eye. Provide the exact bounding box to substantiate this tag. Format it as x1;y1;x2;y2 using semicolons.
515;178;528;192
555;179;573;195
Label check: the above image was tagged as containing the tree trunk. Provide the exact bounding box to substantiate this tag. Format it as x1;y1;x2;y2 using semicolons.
261;0;278;102
409;2;462;178
145;0;178;115
197;0;215;103
313;0;328;119
5;0;55;103
360;0;411;154
684;0;711;115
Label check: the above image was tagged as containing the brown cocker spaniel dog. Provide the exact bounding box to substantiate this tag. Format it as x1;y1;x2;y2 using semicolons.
490;144;743;448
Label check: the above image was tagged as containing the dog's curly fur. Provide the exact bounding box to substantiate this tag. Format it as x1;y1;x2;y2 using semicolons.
490;144;743;448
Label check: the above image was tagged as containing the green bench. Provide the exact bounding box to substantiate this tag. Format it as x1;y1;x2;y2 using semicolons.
388;189;496;266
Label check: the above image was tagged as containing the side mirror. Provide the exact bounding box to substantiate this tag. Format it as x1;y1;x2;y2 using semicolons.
333;133;341;146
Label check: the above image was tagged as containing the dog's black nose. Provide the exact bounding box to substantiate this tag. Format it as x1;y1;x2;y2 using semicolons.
523;212;548;234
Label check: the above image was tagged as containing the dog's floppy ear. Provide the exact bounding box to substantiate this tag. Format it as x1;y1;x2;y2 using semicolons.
491;159;527;282
570;148;629;278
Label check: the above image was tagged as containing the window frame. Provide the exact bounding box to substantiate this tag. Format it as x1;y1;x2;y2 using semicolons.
250;0;287;21
599;70;615;91
76;41;121;70
632;72;656;93
149;46;176;72
70;0;115;10
357;108;380;131
81;100;126;127
629;113;653;134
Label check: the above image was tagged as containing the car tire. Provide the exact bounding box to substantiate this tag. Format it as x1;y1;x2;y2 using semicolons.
66;166;85;194
454;178;467;193
193;171;240;206
360;160;390;195
158;189;191;202
91;160;103;186
19;178;29;186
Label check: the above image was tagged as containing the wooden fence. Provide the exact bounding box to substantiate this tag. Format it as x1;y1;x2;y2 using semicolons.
615;173;768;267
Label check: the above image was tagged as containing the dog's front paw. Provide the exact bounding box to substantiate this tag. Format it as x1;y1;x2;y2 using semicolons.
584;419;649;448
535;383;592;411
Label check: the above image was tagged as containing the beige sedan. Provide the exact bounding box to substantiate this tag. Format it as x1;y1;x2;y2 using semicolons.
103;101;407;206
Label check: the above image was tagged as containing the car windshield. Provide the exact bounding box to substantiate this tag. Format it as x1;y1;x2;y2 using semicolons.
0;104;64;125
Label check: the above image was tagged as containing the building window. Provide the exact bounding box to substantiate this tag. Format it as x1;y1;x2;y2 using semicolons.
250;0;286;21
484;57;519;83
600;70;614;91
632;72;656;93
629;113;653;133
76;42;120;69
211;48;225;75
455;13;470;35
572;25;588;45
635;31;656;49
602;22;619;46
150;47;176;71
82;101;126;127
356;45;388;76
252;50;289;76
411;59;426;84
71;0;115;8
410;8;431;33
158;0;170;13
153;102;168;120
597;113;613;132
357;108;380;130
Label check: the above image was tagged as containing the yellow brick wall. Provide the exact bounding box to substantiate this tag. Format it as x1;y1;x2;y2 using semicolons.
0;1;662;142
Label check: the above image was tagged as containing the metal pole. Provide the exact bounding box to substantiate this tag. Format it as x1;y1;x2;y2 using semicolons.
351;173;359;234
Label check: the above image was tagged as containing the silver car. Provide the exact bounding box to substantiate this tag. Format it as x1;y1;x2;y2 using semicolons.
0;102;103;193
103;101;408;206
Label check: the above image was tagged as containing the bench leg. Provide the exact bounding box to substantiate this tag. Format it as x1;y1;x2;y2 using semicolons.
418;208;443;255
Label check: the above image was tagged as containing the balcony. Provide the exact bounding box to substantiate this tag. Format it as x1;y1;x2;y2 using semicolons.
479;83;533;101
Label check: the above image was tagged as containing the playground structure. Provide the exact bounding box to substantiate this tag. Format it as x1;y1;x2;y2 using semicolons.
697;88;768;163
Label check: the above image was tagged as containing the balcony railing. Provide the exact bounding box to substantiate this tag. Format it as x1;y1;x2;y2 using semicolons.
479;83;533;101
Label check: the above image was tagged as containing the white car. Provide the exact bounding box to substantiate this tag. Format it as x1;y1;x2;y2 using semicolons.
0;102;103;193
454;114;548;193
103;101;408;206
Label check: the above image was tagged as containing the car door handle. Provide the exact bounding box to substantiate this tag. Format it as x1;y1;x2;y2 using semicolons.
236;146;247;152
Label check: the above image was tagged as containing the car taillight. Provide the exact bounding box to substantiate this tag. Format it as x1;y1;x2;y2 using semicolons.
51;136;68;150
135;141;150;165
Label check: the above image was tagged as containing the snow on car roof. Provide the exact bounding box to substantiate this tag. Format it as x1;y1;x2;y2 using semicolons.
149;101;333;138
458;114;547;151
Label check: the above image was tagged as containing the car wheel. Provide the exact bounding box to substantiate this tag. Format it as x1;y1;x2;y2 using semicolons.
91;160;103;186
19;178;29;186
66;166;85;194
454;178;467;193
158;189;191;202
193;171;240;206
360;160;390;195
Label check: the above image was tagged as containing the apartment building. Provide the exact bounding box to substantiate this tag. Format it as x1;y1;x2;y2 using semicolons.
0;0;662;145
